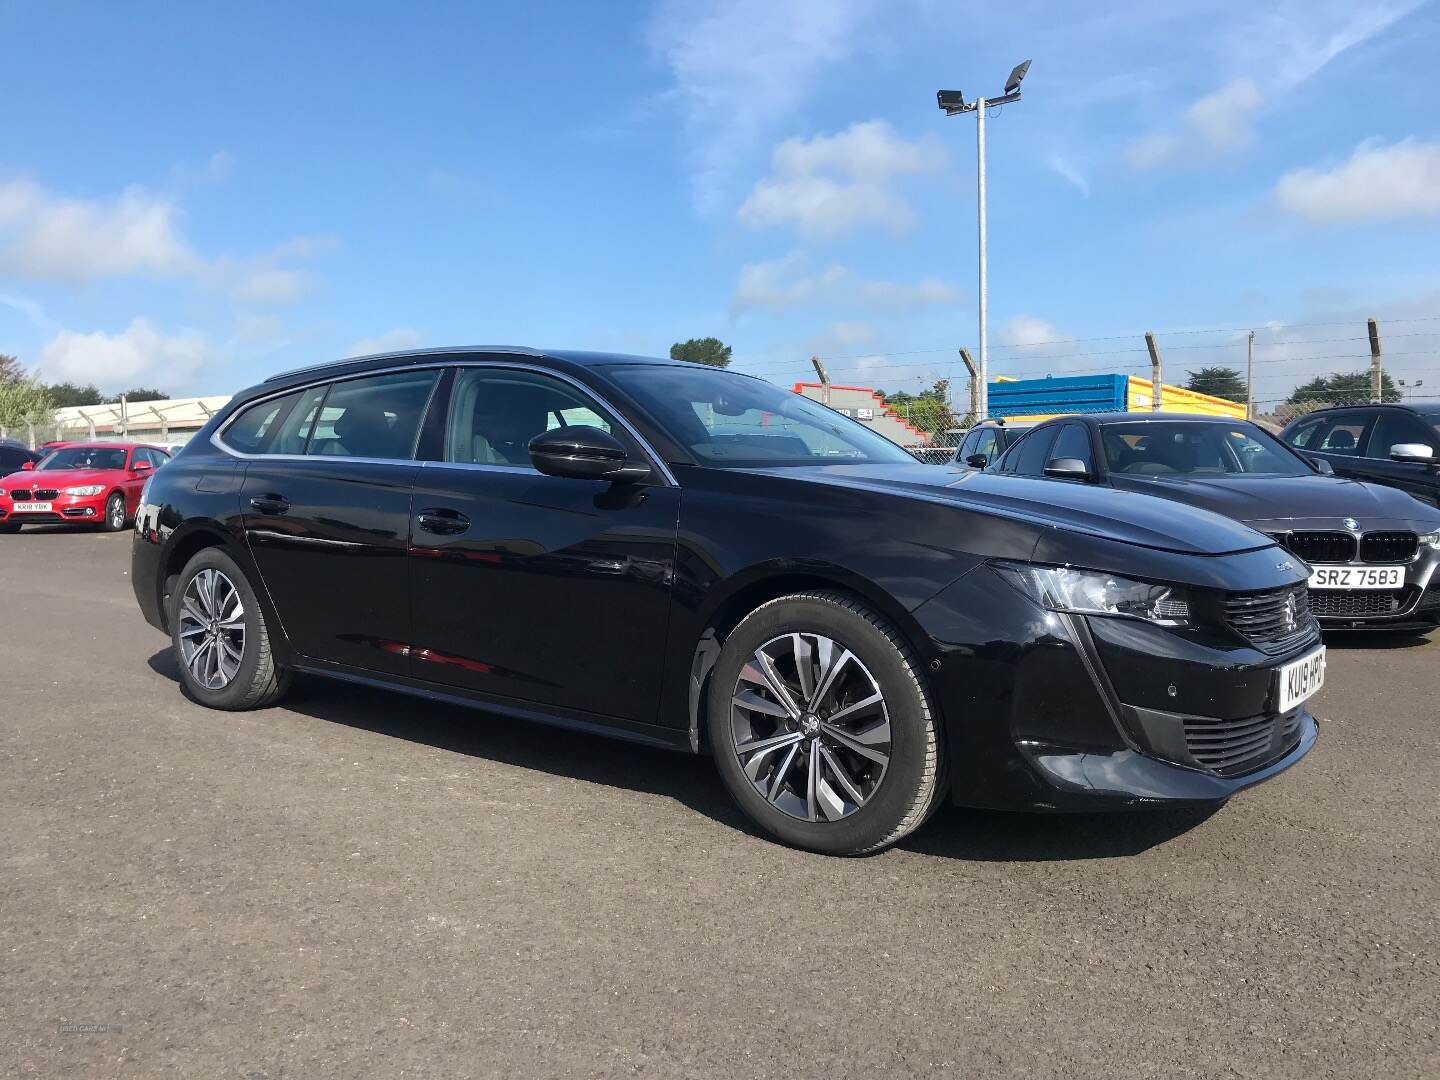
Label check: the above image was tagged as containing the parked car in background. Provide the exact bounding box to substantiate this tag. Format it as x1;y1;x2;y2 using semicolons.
0;438;42;477
950;418;1034;468
1279;403;1440;509
0;443;170;533
135;347;1322;855
990;412;1440;633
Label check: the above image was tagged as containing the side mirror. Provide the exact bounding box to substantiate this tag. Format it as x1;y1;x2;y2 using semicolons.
528;426;650;483
1044;457;1091;481
1390;443;1436;464
1307;455;1334;475
21;460;34;471
132;459;153;473
965;453;989;469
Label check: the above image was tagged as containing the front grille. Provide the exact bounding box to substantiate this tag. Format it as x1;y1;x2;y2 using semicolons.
1183;713;1295;775
1419;588;1440;613
1223;585;1315;654
1274;531;1356;563
1310;590;1405;618
1359;531;1418;563
9;489;31;500
32;488;59;501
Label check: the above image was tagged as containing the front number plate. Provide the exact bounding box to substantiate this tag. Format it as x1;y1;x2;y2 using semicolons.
1277;647;1326;714
12;501;53;512
1308;565;1404;590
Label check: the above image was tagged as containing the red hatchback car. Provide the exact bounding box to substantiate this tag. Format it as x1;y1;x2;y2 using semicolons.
0;442;170;533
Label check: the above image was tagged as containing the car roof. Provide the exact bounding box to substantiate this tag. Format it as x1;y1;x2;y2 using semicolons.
43;442;162;452
1296;401;1440;415
263;346;688;385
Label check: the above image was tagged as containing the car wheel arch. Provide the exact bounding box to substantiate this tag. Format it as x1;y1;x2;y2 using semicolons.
684;565;935;755
159;524;260;630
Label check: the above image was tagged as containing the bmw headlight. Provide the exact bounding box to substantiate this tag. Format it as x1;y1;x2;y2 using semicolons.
1421;531;1440;550
994;563;1191;626
64;485;105;496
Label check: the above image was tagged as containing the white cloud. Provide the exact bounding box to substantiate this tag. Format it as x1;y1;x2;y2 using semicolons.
649;0;879;213
733;253;960;314
0;178;198;282
345;327;424;358
1276;138;1440;224
1045;155;1090;198
0;176;332;303
1251;1;1423;91
38;318;216;387
738;121;945;239
1125;78;1261;169
1000;315;1071;350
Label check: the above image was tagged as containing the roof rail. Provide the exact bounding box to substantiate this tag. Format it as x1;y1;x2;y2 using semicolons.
263;345;546;383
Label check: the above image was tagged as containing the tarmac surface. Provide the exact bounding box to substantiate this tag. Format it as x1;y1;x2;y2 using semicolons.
3;528;1437;1078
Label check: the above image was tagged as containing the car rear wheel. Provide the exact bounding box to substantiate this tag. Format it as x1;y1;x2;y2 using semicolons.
709;591;945;856
169;547;290;710
102;492;127;532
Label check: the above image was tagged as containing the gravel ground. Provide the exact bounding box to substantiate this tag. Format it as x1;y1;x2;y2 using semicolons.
2;528;1437;1079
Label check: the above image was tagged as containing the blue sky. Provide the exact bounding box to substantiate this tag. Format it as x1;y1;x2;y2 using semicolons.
2;0;1439;411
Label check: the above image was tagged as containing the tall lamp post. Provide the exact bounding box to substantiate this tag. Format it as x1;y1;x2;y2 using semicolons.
937;59;1030;422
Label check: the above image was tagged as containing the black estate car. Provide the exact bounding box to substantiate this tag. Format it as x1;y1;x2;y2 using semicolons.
133;349;1324;855
989;413;1440;633
1279;403;1440;508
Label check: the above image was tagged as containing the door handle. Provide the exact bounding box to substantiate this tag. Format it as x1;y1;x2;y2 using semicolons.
249;494;291;514
416;508;471;536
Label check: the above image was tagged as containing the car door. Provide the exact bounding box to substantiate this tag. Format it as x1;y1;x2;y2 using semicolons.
234;367;440;675
1301;409;1378;483
407;364;680;725
1358;410;1440;507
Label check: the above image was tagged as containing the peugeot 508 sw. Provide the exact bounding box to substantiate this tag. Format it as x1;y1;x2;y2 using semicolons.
132;348;1324;855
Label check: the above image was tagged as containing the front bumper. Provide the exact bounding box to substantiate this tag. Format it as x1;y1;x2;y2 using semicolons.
0;492;108;526
1307;548;1440;632
913;565;1321;812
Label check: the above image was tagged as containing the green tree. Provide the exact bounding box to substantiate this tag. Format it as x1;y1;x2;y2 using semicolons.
1288;371;1401;407
0;354;24;383
0;375;55;428
883;379;955;436
117;387;170;403
47;381;106;408
669;337;732;368
1185;366;1247;402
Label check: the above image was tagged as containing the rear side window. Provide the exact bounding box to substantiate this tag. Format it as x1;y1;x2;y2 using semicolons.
1315;413;1372;455
271;385;330;455
307;370;439;460
224;392;301;454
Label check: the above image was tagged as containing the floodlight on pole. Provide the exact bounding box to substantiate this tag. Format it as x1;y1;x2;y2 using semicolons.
937;59;1030;421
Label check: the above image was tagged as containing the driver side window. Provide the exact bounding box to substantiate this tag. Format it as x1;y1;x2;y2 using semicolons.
442;368;622;469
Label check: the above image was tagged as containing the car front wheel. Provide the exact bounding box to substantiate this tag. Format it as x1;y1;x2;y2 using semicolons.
102;492;127;532
709;591;945;856
169;547;290;710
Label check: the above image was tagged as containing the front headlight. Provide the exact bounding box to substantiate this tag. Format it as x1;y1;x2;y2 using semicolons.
1421;531;1440;551
994;563;1191;626
64;485;105;496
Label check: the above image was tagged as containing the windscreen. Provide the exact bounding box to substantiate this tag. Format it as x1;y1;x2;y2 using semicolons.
37;446;128;471
1101;421;1309;477
608;365;917;468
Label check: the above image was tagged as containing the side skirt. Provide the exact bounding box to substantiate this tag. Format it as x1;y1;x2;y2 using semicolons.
290;660;695;754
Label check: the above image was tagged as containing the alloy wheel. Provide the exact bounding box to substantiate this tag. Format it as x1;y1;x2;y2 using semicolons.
730;632;891;822
177;568;246;690
109;497;125;530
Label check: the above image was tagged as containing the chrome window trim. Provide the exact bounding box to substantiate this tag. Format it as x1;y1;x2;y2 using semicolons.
214;358;677;486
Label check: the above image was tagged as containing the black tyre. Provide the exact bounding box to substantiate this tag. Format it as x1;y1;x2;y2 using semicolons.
168;547;290;710
709;591;945;856
102;492;127;532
